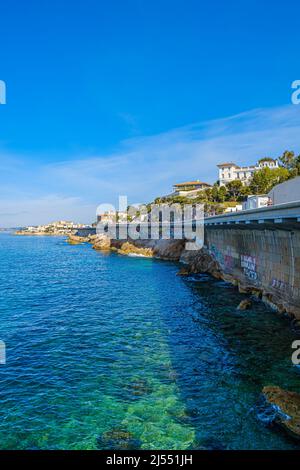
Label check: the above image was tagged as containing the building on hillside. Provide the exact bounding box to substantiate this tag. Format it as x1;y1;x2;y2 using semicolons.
97;211;128;223
171;180;212;198
224;204;243;213
217;158;279;186
268;176;300;205
242;195;270;210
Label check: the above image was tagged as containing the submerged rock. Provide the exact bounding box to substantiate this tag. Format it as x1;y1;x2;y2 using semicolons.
237;299;252;310
176;266;191;276
262;386;300;440
97;428;141;450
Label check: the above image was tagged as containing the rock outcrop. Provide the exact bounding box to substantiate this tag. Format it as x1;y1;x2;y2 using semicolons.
92;234;112;251
179;247;223;279
90;236;185;260
67;234;88;245
176;266;191;276
237;299;252;310
262;386;300;440
150;239;186;260
117;242;153;257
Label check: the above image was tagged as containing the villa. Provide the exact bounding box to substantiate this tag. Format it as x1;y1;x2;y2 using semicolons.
172;180;212;197
217;158;279;186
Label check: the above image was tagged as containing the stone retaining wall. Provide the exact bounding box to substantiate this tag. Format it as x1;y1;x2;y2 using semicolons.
204;227;300;318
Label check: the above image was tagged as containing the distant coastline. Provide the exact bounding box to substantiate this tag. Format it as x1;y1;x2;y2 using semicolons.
15;230;73;236
15;220;93;237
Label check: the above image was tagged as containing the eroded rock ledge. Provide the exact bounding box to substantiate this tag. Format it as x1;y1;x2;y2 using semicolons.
67;234;185;260
262;386;300;440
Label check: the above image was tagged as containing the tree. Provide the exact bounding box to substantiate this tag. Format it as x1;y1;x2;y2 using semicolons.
279;150;295;170
294;154;300;175
217;185;227;202
258;157;275;164
204;188;213;201
249;167;289;194
226;180;244;200
211;183;219;202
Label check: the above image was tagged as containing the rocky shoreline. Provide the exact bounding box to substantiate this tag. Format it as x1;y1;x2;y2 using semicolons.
68;233;299;318
16;230;76;236
67;233;299;318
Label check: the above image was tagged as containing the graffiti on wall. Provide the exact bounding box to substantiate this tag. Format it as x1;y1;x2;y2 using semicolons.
241;254;257;281
209;244;235;273
210;244;224;266
271;278;288;290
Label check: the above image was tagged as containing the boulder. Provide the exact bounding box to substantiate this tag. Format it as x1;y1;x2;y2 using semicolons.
152;239;185;260
176;266;191;276
262;386;300;440
88;234;98;243
92;235;111;251
67;234;87;245
237;299;252;310
181;247;223;279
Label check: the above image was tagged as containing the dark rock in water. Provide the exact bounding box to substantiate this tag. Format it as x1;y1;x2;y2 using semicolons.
262;386;300;440
176;266;191;276
237;299;252;310
185;406;200;418
97;428;141;450
183;248;223;279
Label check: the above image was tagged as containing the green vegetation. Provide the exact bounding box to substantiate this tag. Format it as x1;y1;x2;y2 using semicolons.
249;151;300;193
148;150;300;215
279;150;300;175
258;157;275;163
249;167;290;194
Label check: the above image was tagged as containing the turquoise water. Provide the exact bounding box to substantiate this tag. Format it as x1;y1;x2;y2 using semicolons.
0;233;300;450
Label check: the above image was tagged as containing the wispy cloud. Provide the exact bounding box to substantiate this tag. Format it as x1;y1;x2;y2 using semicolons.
1;104;300;227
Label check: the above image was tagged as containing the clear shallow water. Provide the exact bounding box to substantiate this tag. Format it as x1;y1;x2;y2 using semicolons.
0;233;300;450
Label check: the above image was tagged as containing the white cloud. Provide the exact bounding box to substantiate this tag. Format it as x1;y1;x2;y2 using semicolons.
0;104;300;227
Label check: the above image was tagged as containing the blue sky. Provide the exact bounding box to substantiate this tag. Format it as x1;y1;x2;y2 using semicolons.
0;0;300;226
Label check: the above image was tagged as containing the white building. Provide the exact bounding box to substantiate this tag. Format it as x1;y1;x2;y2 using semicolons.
217;158;279;186
242;195;270;210
224;204;243;213
166;180;212;198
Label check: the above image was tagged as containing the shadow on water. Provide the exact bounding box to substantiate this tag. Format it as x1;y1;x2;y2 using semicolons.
162;271;300;450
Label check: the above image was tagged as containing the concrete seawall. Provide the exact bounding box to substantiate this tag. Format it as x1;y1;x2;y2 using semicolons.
204;227;300;318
